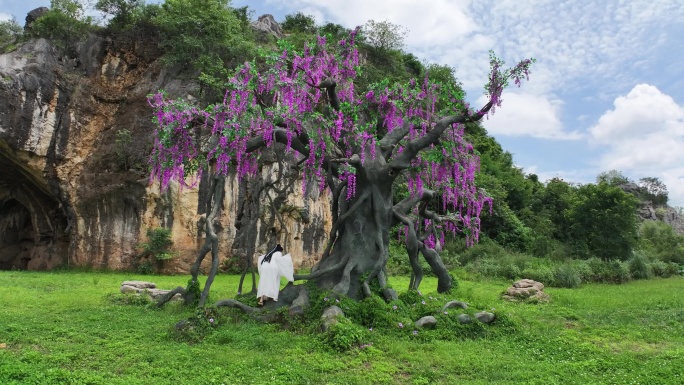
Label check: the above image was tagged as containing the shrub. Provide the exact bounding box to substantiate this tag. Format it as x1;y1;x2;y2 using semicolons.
281;12;317;34
649;260;681;278
497;263;522;280
362;19;408;51
172;306;222;343
114;128;133;170
141;227;174;260
135;260;153;275
628;252;653;280
553;264;582;288
585;258;631;283
322;318;368;352
0;17;22;52
608;260;632;284
459;240;507;265
521;266;555;285
29;0;93;53
152;0;252;72
96;0;145;31
345;295;396;328
571;259;594;282
638;221;684;264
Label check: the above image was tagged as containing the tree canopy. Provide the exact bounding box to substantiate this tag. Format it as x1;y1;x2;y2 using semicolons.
149;27;534;302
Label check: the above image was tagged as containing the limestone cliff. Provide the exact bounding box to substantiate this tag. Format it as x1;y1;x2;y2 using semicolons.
0;32;330;272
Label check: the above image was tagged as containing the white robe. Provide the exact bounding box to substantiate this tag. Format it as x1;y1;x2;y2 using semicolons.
257;251;294;301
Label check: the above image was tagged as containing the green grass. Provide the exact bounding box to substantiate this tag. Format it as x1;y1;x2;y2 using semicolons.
1;271;683;384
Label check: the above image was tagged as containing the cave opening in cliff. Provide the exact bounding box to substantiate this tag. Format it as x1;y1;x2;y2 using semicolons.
0;147;71;270
0;199;33;269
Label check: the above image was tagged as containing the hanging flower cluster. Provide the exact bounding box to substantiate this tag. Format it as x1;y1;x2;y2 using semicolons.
148;29;533;247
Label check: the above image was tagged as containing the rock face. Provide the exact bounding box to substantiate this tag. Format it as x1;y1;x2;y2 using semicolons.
637;203;684;234
502;279;550;303
251;14;284;40
619;183;684;234
24;7;49;31
0;28;330;272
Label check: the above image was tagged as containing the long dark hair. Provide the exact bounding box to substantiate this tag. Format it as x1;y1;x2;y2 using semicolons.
261;243;283;264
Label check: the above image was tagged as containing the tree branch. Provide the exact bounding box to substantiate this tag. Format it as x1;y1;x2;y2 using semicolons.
245;128;309;155
389;101;492;169
378;120;410;159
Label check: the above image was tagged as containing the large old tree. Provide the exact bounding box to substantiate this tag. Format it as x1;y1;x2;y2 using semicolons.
150;30;533;307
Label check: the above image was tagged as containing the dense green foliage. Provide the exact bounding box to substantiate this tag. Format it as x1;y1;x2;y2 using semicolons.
152;0;249;71
567;183;639;260
281;12;317;34
95;0;145;30
362;19;408;51
0;17;22;52
140;227;174;261
2;271;684;384
28;0;93;52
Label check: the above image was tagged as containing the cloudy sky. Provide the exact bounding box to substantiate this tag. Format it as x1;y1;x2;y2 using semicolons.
2;0;684;204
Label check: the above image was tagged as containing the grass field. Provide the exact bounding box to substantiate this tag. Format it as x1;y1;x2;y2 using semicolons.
1;271;683;384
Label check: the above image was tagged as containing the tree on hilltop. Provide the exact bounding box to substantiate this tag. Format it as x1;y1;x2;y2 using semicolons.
149;29;534;308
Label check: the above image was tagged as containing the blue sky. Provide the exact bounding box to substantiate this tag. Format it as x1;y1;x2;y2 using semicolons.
2;0;684;205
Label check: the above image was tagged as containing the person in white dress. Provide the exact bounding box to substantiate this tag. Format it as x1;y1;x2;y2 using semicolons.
257;244;294;306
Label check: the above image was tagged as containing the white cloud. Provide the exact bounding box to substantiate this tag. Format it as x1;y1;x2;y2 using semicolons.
477;93;581;140
533;168;598;186
591;84;684;144
265;0;683;104
275;0;476;46
589;84;684;205
0;12;12;21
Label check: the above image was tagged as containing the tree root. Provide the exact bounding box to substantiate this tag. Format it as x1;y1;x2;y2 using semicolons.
215;299;261;314
155;286;187;308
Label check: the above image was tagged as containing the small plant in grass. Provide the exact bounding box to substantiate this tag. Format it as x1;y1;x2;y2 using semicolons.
135;260;153;275
172;306;222;343
322;317;369;352
106;292;153;306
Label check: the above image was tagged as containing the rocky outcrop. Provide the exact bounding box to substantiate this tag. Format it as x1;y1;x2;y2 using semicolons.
120;280;182;301
24;7;49;31
637;203;684;234
0;26;330;272
502;279;550;303
251;14;284;40
619;182;684;234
